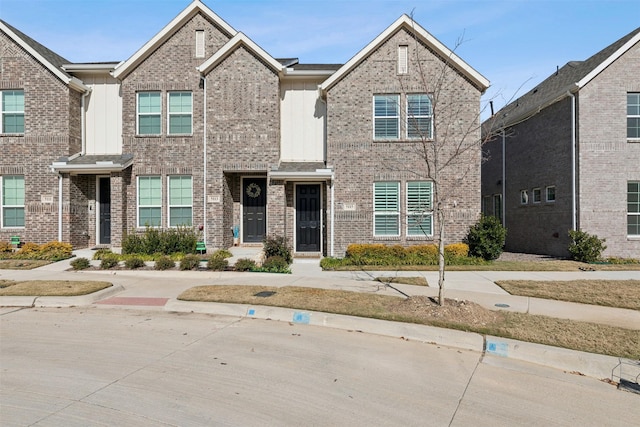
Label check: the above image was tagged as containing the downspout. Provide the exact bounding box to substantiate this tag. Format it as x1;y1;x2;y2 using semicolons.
568;91;577;231
330;177;335;257
81;90;90;155
58;174;63;242
501;130;506;226
202;76;207;245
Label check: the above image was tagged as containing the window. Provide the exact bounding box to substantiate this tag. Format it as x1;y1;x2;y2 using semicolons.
520;190;528;205
628;181;640;236
546;186;556;202
407;181;433;236
2;175;25;227
398;45;408;74
532;188;541;203
168;176;192;227
374;95;400;139
493;194;502;223
374;182;400;236
2;90;24;134
628;93;640;140
138;176;161;227
195;30;205;58
407;94;433;139
482;195;491;216
137;92;161;135
168;92;192;135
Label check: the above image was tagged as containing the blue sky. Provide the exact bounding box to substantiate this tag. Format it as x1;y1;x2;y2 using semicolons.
1;0;638;115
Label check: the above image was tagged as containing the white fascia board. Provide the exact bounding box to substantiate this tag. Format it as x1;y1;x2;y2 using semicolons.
197;32;283;75
0;21;90;92
113;0;237;79
577;32;640;88
269;170;334;182
63;63;118;73
320;14;489;93
283;68;336;77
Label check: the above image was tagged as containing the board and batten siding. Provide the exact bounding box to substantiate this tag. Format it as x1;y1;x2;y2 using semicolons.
280;79;325;162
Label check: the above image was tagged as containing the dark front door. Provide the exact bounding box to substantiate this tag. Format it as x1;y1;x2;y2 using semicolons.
98;177;111;245
243;177;266;243
296;184;321;252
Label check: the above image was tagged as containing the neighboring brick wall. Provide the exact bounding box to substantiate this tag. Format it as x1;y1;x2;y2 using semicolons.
325;28;483;256
0;31;82;245
577;40;640;258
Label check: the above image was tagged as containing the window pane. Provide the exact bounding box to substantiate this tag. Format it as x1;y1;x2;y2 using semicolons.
2;91;25;133
169;92;192;113
407;94;431;116
3;207;25;227
169;115;192;134
546;186;556;202
374;95;399;139
170;207;192;226
374;118;399;139
407;117;432;139
139;207;161;227
628;93;640;115
628;118;640;139
139;177;161;206
138;92;160;113
169;176;192;205
374;182;399;211
374;95;399;116
408;215;432;236
138;115;161;135
407;94;432;139
375;215;399;236
3;176;25;205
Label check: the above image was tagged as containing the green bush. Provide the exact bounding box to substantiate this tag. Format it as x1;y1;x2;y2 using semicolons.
124;257;145;269
179;254;201;270
70;257;91;270
568;230;606;263
465;216;507;261
211;249;233;259
207;255;228;271
260;255;291;273
100;253;120;269
319;257;350;270
234;258;256;272
122;226;199;255
92;248;113;260
154;256;175;270
263;235;292;264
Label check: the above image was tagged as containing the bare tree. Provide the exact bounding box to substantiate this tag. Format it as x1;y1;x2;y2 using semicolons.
385;19;500;306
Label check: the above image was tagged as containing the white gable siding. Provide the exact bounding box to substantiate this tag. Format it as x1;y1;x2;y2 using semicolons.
79;73;122;155
280;79;325;162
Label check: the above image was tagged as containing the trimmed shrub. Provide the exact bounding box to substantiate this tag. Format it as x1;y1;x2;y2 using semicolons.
38;242;73;261
93;248;113;260
154;256;175;270
16;242;40;258
100;253;120;269
0;241;13;253
124;257;145;269
261;255;291;273
263;235;292;264
319;257;350;270
179;254;201;270
444;243;469;258
568;230;606;263
207;255;228;271
211;249;233;259
70;257;91;270
122;226;199;255
234;258;256;272
465;216;507;261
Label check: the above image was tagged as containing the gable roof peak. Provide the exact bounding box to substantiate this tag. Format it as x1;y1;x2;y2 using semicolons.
112;0;237;79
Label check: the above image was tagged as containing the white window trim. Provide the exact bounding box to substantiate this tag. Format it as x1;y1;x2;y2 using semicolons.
406;93;433;140
373;94;400;140
168;175;193;227
406;181;433;237
545;186;556;203
373;181;400;237
520;190;528;205
167;91;193;136
628;181;640;237
1;90;25;135
136;92;161;136
627;92;640;141
1;175;25;229
532;188;541;204
137;176;162;228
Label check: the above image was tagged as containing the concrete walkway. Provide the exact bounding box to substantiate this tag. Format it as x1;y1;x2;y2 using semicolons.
1;249;639;385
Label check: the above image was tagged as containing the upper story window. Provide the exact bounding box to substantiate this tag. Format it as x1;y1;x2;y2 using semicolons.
628;181;640;237
546;186;556;202
493;194;503;224
628;93;640;141
2;90;24;134
1;175;25;228
168;175;193;227
407;181;433;236
374;181;400;236
407;94;433;139
168;92;192;135
137;92;161;135
398;45;408;74
520;190;528;205
374;94;400;140
532;188;541;203
138;176;162;227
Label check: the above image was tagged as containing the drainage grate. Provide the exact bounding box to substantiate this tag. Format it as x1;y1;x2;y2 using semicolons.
254;291;276;298
494;303;510;308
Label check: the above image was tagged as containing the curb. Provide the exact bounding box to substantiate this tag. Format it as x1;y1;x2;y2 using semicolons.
0;285;124;308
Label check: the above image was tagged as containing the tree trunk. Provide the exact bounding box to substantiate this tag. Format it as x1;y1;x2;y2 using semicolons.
437;208;446;306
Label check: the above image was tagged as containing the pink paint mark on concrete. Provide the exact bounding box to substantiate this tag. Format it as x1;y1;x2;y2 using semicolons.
96;297;169;306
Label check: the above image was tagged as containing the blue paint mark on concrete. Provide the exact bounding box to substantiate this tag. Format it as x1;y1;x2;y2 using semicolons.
486;340;509;357
292;312;310;324
247;308;256;316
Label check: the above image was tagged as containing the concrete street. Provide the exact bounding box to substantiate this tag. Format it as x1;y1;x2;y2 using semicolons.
1;307;638;426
